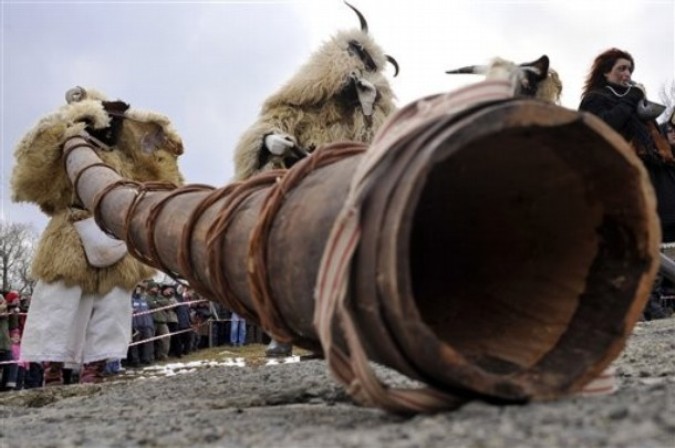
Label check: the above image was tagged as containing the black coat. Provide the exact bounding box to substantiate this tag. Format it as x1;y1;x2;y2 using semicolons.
174;297;192;330
580;84;675;237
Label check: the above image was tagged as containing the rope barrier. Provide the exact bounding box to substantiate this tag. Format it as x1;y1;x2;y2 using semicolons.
0;299;208;318
131;298;209;317
0;296;253;367
126;322;209;347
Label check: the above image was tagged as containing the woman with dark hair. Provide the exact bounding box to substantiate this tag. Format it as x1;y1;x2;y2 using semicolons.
580;48;671;171
580;48;672;319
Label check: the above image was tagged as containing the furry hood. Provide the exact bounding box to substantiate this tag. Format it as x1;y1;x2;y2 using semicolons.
11;87;184;215
535;69;563;104
263;28;396;109
447;55;562;105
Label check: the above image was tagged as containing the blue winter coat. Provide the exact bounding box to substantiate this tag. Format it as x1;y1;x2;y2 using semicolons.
132;294;155;330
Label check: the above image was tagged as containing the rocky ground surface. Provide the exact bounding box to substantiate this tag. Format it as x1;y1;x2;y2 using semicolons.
0;317;674;448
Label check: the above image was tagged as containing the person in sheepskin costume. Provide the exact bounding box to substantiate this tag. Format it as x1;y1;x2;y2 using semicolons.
11;86;184;384
233;2;399;181
233;2;399;357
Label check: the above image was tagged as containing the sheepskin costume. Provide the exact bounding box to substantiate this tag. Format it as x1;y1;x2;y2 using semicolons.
233;19;398;180
12;87;184;295
11;87;184;368
232;4;399;358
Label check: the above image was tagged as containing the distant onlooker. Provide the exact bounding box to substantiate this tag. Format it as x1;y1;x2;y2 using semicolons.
145;282;171;361
230;312;247;347
658;119;675;317
0;291;20;391
16;296;43;389
127;284;155;367
190;296;213;350
170;288;193;358
158;284;179;358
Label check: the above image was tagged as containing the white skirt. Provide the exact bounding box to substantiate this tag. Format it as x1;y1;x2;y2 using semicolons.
21;280;132;364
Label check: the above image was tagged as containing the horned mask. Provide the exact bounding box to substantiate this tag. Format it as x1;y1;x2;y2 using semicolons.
262;2;399;116
11;86;184;215
232;2;400;180
446;55;563;104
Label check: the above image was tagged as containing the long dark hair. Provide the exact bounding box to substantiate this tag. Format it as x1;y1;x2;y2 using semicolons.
581;48;634;98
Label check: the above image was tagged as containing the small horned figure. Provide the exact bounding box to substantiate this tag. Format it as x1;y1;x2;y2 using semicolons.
446;55;562;104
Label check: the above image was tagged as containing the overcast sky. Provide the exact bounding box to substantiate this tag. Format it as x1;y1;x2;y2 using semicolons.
2;0;674;233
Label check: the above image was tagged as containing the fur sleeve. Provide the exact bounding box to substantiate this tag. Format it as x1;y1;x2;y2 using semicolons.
11;119;84;215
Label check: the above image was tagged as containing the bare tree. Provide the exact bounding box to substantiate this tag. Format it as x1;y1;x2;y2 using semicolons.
0;221;37;294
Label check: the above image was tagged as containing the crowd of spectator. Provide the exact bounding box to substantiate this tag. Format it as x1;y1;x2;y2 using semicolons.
0;281;269;391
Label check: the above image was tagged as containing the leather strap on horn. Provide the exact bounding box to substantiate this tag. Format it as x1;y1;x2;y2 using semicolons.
248;142;367;345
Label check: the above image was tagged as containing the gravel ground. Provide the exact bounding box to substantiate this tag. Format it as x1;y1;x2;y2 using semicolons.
0;317;674;448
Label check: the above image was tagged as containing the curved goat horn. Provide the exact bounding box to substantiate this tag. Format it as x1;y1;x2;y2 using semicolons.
344;1;368;33
445;65;488;75
386;54;400;77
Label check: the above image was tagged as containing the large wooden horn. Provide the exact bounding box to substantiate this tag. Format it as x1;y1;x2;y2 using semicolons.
63;83;659;413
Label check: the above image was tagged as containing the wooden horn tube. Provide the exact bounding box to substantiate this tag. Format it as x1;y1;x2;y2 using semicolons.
350;100;660;400
63;99;660;405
